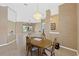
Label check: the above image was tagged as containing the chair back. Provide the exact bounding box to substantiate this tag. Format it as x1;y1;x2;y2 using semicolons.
52;38;57;51
52;38;60;50
26;36;31;46
41;29;46;40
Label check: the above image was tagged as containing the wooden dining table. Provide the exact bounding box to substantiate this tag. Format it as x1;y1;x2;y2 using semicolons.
30;37;52;56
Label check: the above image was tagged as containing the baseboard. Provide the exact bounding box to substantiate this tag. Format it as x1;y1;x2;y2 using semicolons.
76;51;79;56
0;40;16;47
60;45;79;56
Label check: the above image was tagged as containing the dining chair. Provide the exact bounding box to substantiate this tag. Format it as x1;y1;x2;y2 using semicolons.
44;38;60;56
26;36;30;55
26;36;39;56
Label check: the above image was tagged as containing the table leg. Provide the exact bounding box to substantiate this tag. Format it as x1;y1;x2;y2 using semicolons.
38;48;43;56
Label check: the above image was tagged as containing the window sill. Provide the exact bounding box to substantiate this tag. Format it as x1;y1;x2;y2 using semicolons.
49;32;60;35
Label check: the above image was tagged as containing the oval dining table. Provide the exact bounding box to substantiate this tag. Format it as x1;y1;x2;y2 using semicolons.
30;37;52;56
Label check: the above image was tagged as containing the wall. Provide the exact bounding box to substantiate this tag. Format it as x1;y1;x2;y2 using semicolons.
44;9;51;40
0;6;8;45
8;21;15;33
16;22;35;55
77;4;79;53
15;22;24;55
8;21;16;42
59;3;77;49
0;6;16;45
44;9;60;42
50;15;59;32
34;23;41;34
16;22;35;35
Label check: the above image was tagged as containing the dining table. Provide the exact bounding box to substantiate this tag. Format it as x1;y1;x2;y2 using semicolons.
30;37;52;56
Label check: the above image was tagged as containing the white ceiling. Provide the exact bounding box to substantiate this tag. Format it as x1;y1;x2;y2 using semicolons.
0;3;63;23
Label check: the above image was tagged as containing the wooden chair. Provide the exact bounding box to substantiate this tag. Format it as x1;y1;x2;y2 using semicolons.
26;36;38;56
45;38;60;56
26;36;30;55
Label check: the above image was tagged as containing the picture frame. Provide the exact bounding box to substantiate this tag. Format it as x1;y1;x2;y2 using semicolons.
50;23;56;30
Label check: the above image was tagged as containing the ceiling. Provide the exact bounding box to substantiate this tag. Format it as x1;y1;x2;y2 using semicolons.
0;3;63;23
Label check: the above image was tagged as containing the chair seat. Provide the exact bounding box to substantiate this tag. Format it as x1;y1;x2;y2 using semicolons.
32;47;38;51
45;47;53;52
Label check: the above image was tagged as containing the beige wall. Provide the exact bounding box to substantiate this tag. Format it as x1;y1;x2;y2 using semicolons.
44;9;51;39
15;22;24;55
50;15;59;32
8;21;15;33
77;4;79;53
16;22;35;35
8;21;16;42
34;23;41;33
16;22;22;35
44;9;60;42
0;6;16;44
0;6;8;44
59;3;77;49
16;22;35;55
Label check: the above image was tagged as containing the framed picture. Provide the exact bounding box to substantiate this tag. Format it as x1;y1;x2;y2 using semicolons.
50;23;56;30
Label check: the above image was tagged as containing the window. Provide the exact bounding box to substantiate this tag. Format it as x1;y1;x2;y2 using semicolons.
23;25;28;32
23;25;33;33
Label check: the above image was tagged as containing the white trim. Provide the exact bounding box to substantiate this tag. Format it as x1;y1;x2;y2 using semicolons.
60;45;79;56
60;45;77;52
76;51;79;56
49;32;60;35
0;40;16;47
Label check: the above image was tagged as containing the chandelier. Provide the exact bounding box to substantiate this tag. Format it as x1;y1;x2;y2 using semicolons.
33;4;42;20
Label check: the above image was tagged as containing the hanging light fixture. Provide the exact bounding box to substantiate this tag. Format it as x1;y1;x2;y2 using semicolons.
33;4;42;20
